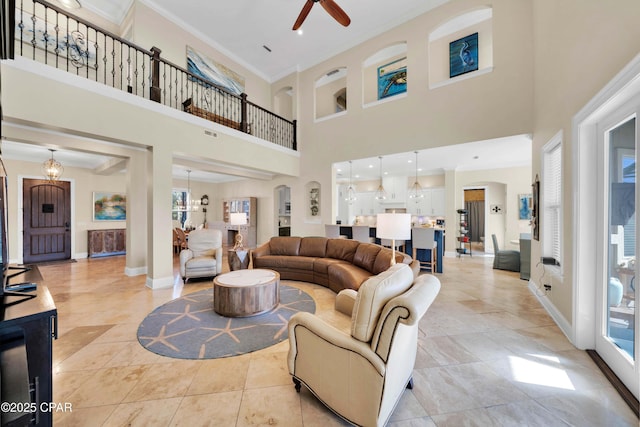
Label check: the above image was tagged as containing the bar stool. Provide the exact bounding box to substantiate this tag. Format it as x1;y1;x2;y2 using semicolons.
412;227;437;273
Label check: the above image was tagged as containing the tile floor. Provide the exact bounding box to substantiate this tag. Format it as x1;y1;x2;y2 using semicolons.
38;253;638;426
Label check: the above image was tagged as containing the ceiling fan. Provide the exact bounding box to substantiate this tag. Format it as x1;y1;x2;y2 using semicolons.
292;0;351;31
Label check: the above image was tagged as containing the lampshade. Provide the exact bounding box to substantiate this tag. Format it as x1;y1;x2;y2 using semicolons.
230;212;247;225
376;213;411;240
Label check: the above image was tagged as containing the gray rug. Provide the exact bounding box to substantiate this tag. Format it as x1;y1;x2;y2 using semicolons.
137;284;315;359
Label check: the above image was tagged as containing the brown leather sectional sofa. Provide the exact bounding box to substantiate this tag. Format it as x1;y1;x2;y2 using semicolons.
251;236;419;293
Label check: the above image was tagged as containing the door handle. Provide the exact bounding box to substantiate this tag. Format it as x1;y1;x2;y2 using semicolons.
65;222;70;231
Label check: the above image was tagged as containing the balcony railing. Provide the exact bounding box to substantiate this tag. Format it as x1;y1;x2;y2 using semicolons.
9;0;297;150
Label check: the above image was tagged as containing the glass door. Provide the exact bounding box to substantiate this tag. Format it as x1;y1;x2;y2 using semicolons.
597;114;638;398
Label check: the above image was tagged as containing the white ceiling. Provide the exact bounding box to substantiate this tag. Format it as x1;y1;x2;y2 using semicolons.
78;0;450;81
21;0;531;183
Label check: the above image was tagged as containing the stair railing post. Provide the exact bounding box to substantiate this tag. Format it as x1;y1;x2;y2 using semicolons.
292;119;297;151
150;46;162;103
240;93;248;133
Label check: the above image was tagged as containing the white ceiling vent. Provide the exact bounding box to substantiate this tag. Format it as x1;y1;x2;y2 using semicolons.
204;130;218;138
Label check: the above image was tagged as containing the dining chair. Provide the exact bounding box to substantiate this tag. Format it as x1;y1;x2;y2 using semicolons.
491;234;520;272
175;228;188;253
412;227;437;273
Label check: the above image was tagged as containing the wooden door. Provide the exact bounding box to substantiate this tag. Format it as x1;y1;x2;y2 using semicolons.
23;179;72;263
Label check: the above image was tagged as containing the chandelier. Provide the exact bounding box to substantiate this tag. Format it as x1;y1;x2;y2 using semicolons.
345;160;357;204
42;149;64;182
374;156;387;200
408;151;424;201
178;170;199;212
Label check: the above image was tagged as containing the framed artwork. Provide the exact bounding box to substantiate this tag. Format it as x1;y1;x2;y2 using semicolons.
377;57;407;100
449;32;478;78
532;175;540;240
15;10;98;68
310;187;320;216
93;192;126;221
518;193;533;220
187;45;245;95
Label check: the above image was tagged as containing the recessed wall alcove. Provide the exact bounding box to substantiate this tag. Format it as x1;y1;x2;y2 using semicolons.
362;42;408;107
273;86;294;121
315;67;347;121
428;7;494;89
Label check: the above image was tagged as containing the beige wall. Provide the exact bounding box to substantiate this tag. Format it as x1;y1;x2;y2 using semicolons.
531;0;640;325
3;159;127;260
130;1;272;108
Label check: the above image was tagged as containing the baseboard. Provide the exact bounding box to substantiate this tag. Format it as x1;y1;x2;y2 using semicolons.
528;279;573;343
146;275;174;289
125;266;147;276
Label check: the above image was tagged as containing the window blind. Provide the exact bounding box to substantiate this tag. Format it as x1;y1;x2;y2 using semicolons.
543;141;562;265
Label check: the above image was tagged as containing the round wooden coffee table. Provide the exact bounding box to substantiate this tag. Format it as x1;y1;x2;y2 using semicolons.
213;269;280;317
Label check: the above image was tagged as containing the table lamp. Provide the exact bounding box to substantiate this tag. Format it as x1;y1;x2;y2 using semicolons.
230;212;247;250
376;213;411;265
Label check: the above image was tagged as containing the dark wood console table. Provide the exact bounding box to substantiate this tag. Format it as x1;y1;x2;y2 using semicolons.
88;229;126;258
1;266;57;426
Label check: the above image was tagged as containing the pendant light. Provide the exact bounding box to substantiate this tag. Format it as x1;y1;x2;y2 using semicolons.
42;149;64;182
408;151;424;201
345;161;357;203
374;156;387;200
185;170;199;212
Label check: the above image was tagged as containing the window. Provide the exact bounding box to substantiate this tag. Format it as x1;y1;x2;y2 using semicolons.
542;132;562;266
172;190;187;227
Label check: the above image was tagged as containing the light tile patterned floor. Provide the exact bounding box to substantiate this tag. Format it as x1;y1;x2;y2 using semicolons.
39;253;638;426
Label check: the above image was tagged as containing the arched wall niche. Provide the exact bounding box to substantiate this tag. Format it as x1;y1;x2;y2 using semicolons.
315;66;347;120
362;42;408;105
428;7;494;88
273;86;294;121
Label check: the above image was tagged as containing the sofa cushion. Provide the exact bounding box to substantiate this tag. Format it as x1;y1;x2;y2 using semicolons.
299;237;328;258
269;237;301;256
327;263;372;293
253;255;315;271
326;239;360;263
352;243;382;273
350;263;414;343
372;249;399;274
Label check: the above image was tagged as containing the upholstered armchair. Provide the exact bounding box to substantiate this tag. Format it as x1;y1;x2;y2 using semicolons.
287;264;441;427
179;229;223;282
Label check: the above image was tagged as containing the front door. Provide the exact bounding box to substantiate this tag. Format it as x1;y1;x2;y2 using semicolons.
23;179;72;263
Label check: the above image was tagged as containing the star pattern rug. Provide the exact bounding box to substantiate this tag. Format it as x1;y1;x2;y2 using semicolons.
137;284;316;359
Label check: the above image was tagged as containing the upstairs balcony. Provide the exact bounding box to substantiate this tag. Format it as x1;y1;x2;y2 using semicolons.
5;0;297;151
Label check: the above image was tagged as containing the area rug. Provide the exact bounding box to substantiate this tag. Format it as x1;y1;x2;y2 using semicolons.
137;284;315;359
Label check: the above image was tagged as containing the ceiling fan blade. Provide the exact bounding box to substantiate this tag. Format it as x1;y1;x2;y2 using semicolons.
292;0;315;31
319;0;351;27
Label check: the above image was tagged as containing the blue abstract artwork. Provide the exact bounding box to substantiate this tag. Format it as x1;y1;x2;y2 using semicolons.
519;194;532;220
449;33;478;78
187;46;245;96
377;57;407;100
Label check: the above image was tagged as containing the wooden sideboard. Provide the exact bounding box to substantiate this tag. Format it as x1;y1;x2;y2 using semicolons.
88;229;126;258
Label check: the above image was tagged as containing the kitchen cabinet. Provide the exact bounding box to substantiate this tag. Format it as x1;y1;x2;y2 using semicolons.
354;192;376;215
380;176;407;203
408;187;445;216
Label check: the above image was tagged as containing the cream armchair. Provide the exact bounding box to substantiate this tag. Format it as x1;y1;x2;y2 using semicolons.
287;264;441;427
179;229;223;282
